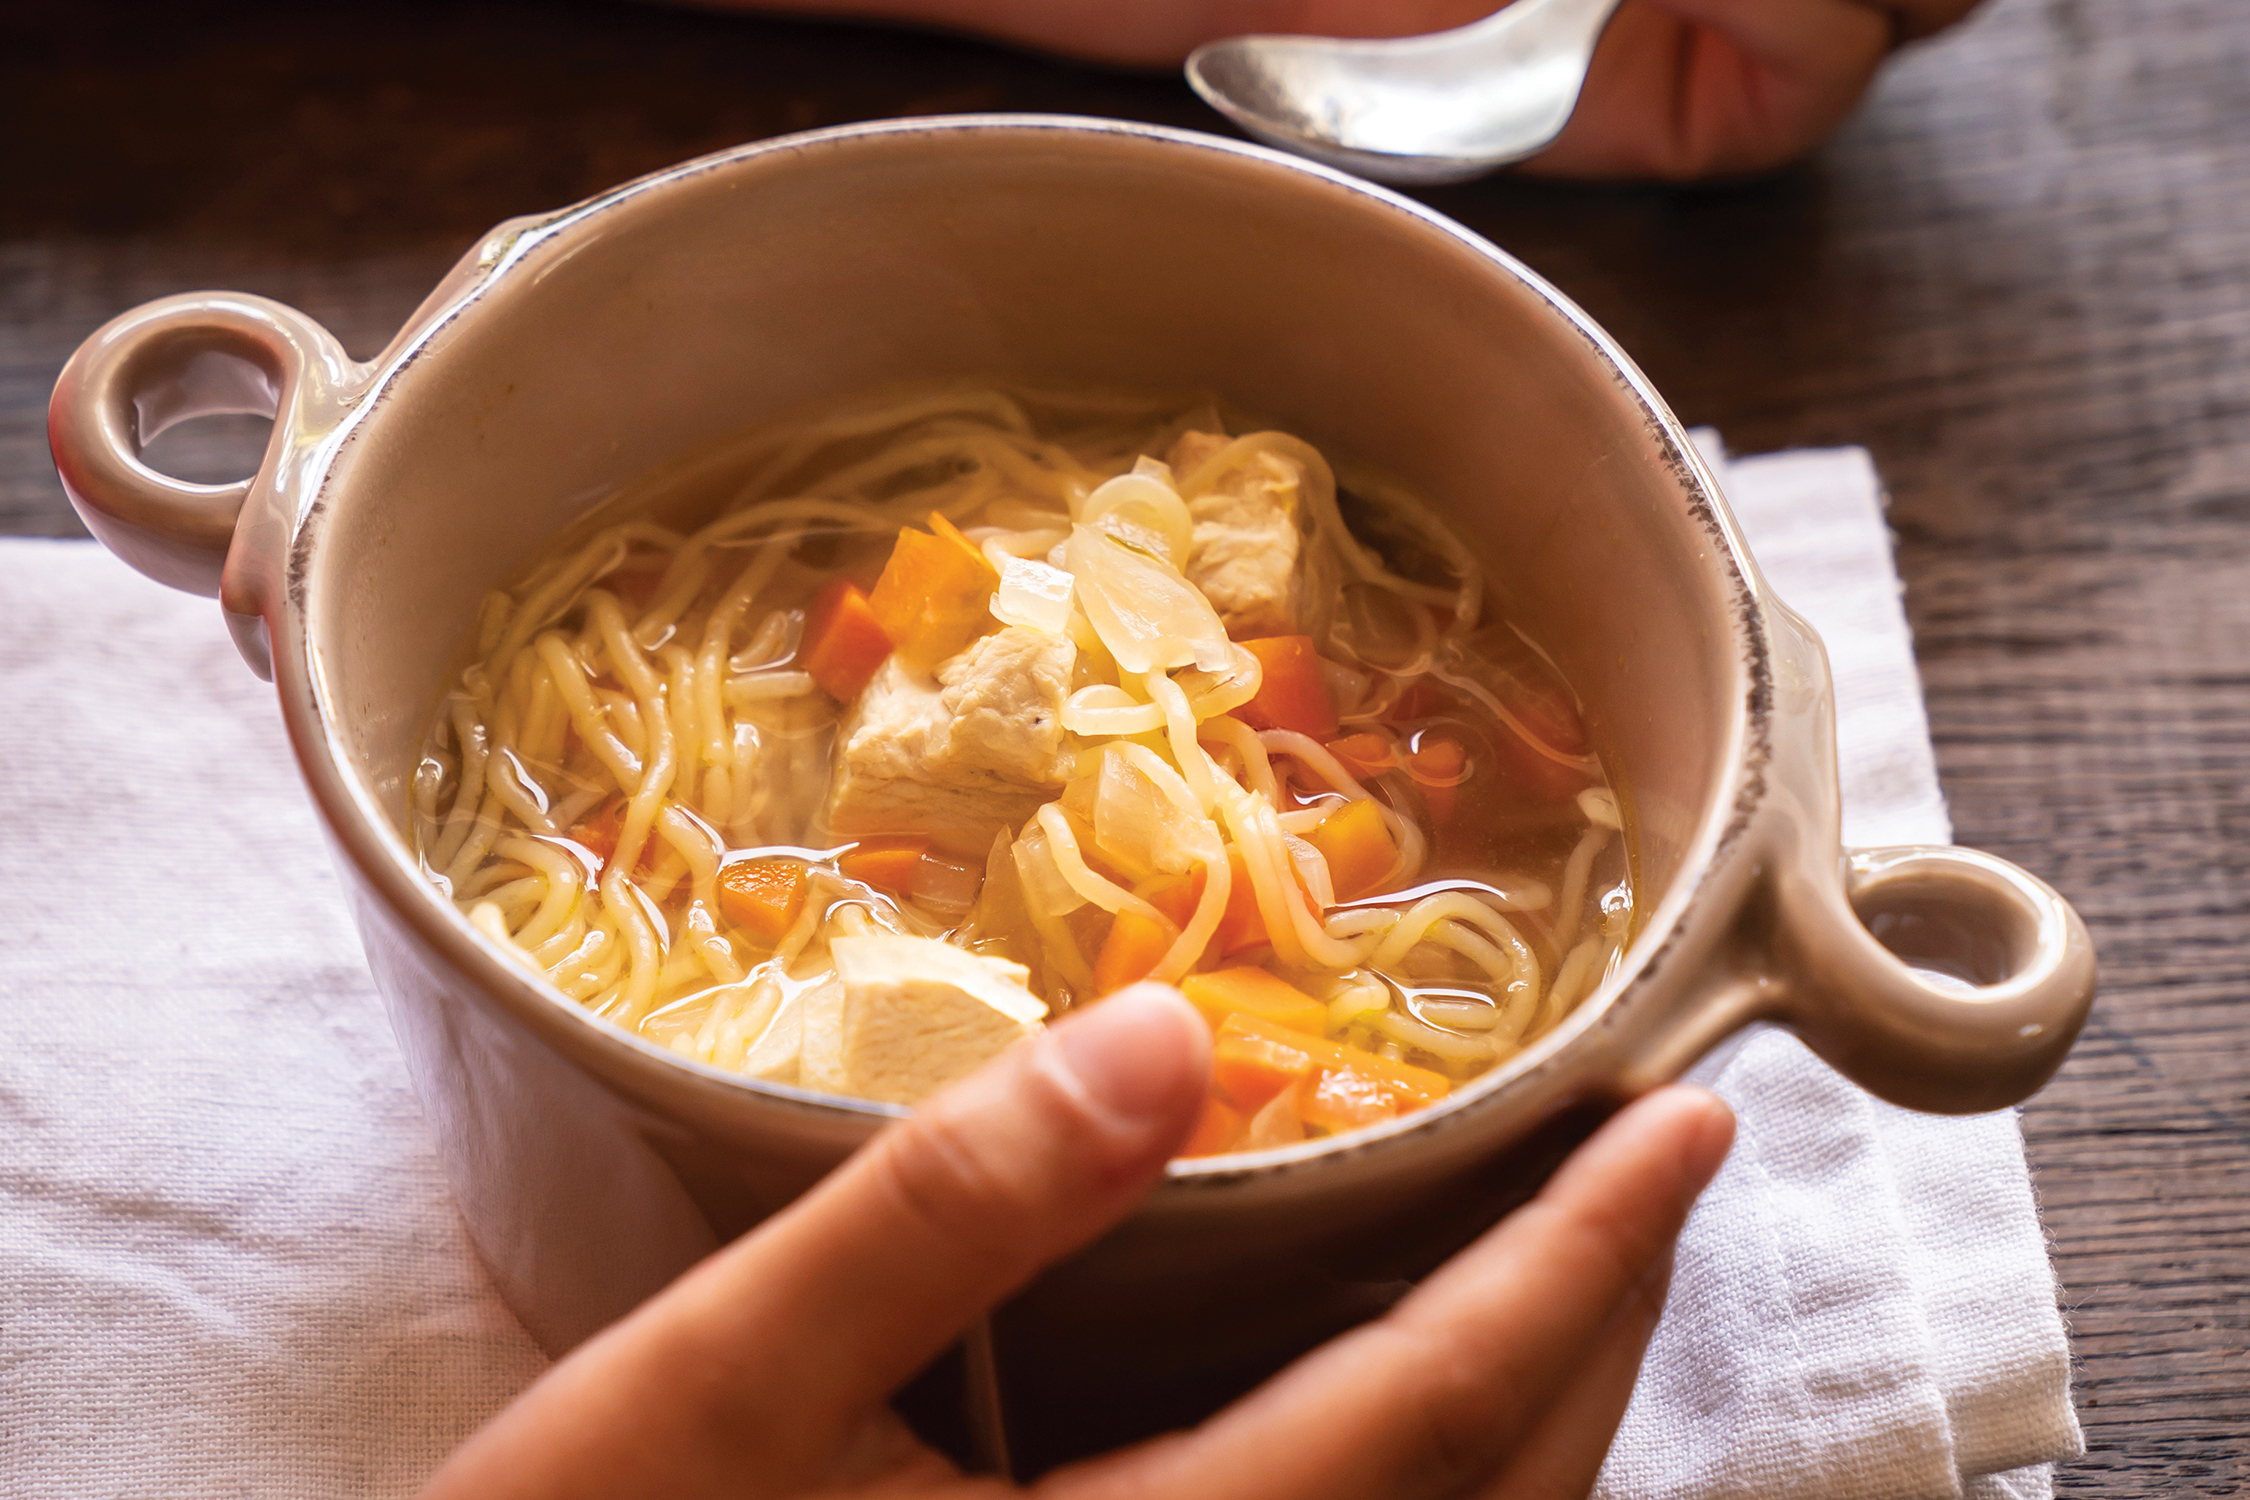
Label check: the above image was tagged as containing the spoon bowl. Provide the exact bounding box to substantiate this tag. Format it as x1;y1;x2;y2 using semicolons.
1186;0;1624;184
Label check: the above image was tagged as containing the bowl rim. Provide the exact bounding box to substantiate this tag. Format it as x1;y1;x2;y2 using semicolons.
273;112;1767;1185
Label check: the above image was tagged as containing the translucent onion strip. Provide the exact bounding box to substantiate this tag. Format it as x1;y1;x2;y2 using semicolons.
1036;805;1163;923
992;554;1076;635
1064;525;1232;676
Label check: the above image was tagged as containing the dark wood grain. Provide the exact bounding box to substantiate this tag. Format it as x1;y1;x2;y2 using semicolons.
5;0;2244;1490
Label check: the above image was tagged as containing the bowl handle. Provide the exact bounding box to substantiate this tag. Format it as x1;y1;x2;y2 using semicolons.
48;292;357;600
1769;842;2097;1114
1613;842;2093;1114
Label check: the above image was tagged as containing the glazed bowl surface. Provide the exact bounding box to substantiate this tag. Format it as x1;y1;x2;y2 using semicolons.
48;115;2095;1471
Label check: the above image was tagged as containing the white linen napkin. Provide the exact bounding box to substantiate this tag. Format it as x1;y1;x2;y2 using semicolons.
0;443;2079;1498
1589;441;2081;1500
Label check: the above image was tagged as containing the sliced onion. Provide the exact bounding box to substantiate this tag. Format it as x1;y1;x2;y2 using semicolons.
1011;825;1086;918
1092;752;1162;882
1090;744;1217;878
1084;746;1206;881
992;554;1076;634
1176;643;1263;721
1078;469;1194;567
910;850;985;919
1064;525;1232;676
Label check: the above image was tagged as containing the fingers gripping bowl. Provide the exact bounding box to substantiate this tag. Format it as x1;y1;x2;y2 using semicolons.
50;117;2095;1465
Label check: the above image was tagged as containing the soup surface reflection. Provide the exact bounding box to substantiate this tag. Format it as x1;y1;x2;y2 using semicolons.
410;387;1631;1155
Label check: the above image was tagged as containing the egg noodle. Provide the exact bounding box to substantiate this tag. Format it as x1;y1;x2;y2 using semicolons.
412;385;1632;1146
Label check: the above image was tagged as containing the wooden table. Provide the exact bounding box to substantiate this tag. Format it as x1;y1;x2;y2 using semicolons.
5;0;2242;1490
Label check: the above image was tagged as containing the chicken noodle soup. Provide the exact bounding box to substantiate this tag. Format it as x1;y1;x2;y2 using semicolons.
411;387;1632;1152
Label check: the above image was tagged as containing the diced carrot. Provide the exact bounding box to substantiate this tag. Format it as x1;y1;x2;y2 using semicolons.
801;576;893;701
1179;967;1329;1037
909;850;985;917
1179;1095;1248;1158
1299;1065;1403;1135
840;834;929;894
567;805;670;886
1214;846;1270;957
1138;850;1293;963
1218;1014;1452;1109
566;798;655;877
1386;677;1451;723
717;858;808;944
1235;636;1339;739
1326;731;1396;782
926;511;987;567
867;513;999;667
1405;735;1468;822
1139;869;1204;930
1484;661;1592;801
1093;906;1182;995
1211;1024;1317;1113
1307;798;1396;902
568;799;623;866
1145;846;1309;963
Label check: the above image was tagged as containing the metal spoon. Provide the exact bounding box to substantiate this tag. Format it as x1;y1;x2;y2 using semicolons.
1185;0;1624;186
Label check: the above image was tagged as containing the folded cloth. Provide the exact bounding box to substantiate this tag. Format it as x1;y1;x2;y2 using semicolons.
1589;442;2081;1500
0;443;2078;1498
0;540;548;1498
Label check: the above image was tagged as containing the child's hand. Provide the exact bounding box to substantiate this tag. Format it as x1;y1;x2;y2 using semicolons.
748;0;1982;180
1524;0;1982;178
417;982;1734;1499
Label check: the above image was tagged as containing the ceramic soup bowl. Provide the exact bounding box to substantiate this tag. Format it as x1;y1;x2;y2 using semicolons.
49;115;2094;1473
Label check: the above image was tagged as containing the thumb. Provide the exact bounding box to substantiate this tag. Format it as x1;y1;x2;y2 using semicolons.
761;980;1211;1414
417;983;1208;1500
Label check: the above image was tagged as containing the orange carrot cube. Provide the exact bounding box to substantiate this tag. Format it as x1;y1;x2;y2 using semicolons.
840;834;929;894
1179;1095;1248;1158
1299;1066;1403;1135
1217;1014;1451;1112
1179;967;1329;1037
1214;846;1269;957
867;514;999;667
1326;731;1397;782
1405;735;1468;822
1212;1025;1317;1113
1092;906;1182;995
1234;636;1339;739
801;577;893;701
717;858;809;944
1307;798;1396;902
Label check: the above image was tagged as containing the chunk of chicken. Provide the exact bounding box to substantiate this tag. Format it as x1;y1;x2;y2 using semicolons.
798;935;1045;1104
1168;430;1304;638
825;624;1076;854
